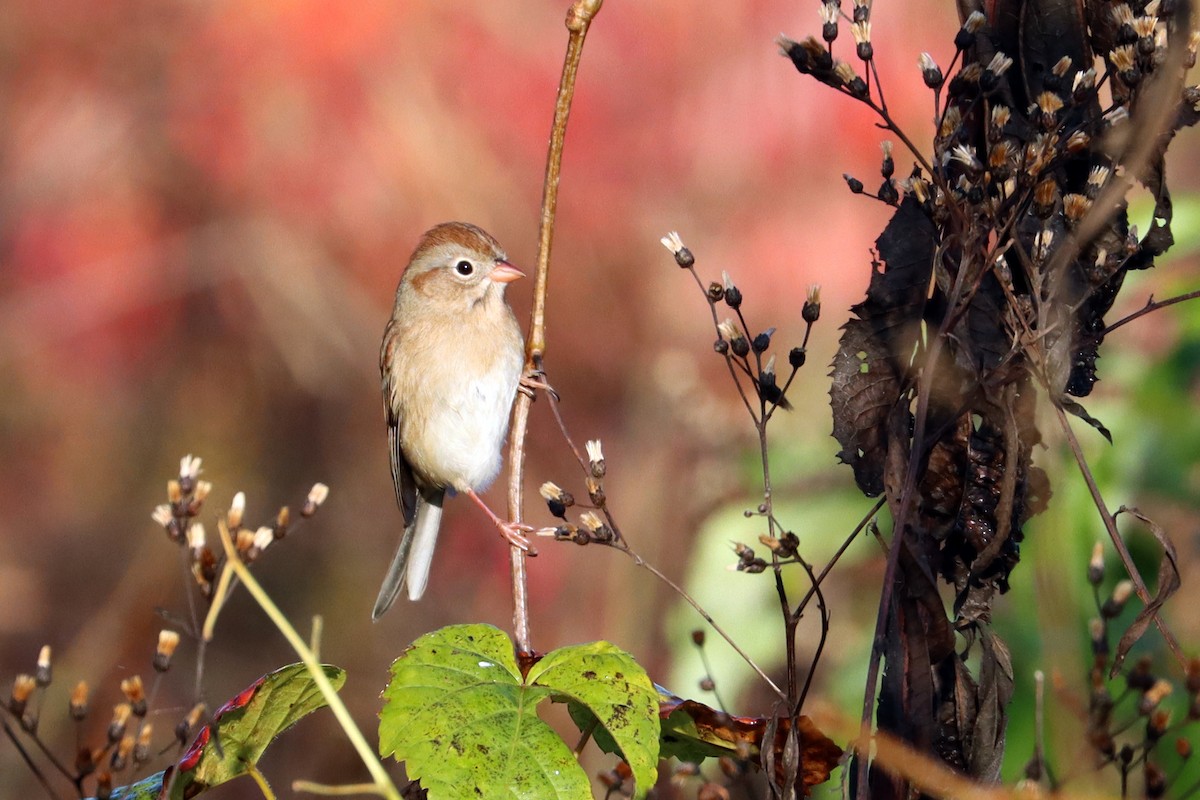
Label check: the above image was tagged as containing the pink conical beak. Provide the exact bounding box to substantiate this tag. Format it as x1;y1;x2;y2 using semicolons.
489;260;525;284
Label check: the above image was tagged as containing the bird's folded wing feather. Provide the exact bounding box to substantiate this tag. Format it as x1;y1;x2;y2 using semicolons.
381;317;418;526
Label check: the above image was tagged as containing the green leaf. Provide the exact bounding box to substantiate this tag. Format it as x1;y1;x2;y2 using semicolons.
165;662;345;799
532;642;659;797
381;624;659;800
106;772;166;800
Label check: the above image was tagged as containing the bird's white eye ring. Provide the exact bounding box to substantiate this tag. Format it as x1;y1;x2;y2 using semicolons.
455;260;474;276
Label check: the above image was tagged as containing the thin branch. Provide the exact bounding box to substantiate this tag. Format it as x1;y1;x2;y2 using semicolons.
505;0;604;656
2;717;62;800
1052;402;1186;668
1102;289;1200;335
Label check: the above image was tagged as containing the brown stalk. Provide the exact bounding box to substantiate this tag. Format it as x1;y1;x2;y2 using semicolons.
506;0;604;657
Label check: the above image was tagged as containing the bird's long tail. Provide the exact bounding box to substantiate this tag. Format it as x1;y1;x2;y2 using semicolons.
372;490;444;619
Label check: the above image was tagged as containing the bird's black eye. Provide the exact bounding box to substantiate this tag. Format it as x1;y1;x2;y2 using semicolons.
455;260;474;276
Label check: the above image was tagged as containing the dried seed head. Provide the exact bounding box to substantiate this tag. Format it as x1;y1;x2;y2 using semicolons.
660;231;694;268
193;480;212;505
803;285;821;323
956;10;986;49
585;440;606;477
833;60;857;86
691;629;706;646
70;680;90;720
187;522;206;553
585;475;605;507
1064;194;1092;225
151;504;173;528
134;724;153;764
1087;166;1111;198
1110;45;1140;83
939;105;963;140
1065;130;1091;153
851;21;872;60
844;173;864;193
1090;618;1108;655
918;52;942;87
1088;542;1105;584
1052;56;1073;77
228;491;246;529
1140;679;1174;714
1034;178;1059;217
167;479;183;504
718;319;749;356
180;455;203;482
154;630;181;673
989;105;1011;137
121;676;146;717
113;734;135;771
302;482;331;520
108;703;132;742
36;645;52;687
986;52;1014;77
950;144;981;171
9;674;36;715
820;2;839;42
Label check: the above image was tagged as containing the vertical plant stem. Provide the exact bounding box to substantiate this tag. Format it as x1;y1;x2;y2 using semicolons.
506;0;603;656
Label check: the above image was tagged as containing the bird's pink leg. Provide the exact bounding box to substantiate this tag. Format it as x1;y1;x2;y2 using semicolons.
465;489;537;555
518;369;559;400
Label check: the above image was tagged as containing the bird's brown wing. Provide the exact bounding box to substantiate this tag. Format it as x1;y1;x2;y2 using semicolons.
381;317;418;527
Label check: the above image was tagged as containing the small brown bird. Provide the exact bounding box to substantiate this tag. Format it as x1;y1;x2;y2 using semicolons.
374;222;529;619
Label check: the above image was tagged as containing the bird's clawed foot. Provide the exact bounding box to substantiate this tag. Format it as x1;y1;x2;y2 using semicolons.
465;488;538;556
519;369;559;401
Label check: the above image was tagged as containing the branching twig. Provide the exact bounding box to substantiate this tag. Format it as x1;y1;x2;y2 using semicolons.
1101;288;1200;335
505;0;604;657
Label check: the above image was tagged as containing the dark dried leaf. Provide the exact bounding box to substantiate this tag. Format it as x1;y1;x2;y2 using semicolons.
969;629;1013;781
1060;397;1113;443
1110;507;1182;676
831;198;937;496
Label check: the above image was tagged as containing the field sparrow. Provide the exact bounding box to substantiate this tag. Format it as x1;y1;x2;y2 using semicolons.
373;222;530;619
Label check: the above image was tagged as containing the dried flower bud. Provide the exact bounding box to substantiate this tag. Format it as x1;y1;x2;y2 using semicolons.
585;476;606;507
75;745;96;777
1088;542;1105;584
578;511;613;542
1140;679;1174;714
691;630;706;646
134;724;153;764
981;52;1013;92
803;285;821;323
180;454;203;482
585;440;606;478
154;630;181;673
878;178;899;205
844;173;864;194
176;703;206;745
36;645;52;687
820;2;839;42
121;676;146;718
9;674;36;715
303;483;330;517
188;522;206;553
713;338;729;355
879;140;894;178
1089;617;1108;656
851;21;872;60
699;677;716;692
108;703;132;742
539;482;573;518
112;734;135;771
274;505;290;538
228;492;246;529
956;11;986;49
918;52;943;88
1065;130;1091;153
167;479;183;504
660;231;694;268
718;319;749;356
151;504;173;528
788;347;807;368
852;0;869;23
752;328;774;354
236;527;255;554
1102;579;1134;617
1034;178;1058;218
68;680;90;721
722;278;743;309
706;282;724;303
1035;91;1065;129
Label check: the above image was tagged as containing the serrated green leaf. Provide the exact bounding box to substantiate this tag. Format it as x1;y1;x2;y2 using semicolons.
530;642;658;797
166;662;345;799
380;623;591;800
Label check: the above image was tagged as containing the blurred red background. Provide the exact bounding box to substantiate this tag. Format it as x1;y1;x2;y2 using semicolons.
1;0;1197;797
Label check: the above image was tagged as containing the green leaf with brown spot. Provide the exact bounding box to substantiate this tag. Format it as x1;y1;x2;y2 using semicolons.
380;625;659;799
